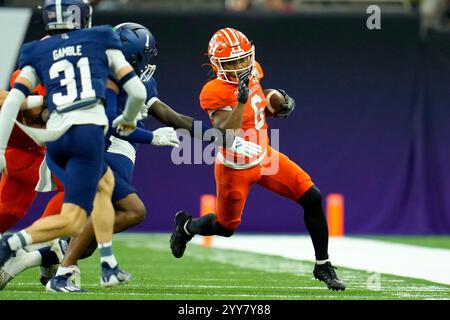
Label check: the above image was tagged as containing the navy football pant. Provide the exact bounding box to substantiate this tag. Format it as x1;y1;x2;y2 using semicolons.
46;125;106;214
104;152;136;203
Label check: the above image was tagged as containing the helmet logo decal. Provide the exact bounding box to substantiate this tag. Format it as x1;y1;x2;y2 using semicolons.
44;0;91;30
65;5;82;28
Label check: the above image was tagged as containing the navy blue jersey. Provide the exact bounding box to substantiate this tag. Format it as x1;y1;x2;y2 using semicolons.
19;25;121;114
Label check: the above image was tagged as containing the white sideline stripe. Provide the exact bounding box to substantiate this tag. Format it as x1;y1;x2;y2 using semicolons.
13;282;325;290
12;282;449;292
3;289;338;299
193;236;450;285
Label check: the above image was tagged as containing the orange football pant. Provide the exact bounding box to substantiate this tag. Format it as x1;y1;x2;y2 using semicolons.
0;148;65;232
41;191;65;218
214;146;314;230
0;148;43;232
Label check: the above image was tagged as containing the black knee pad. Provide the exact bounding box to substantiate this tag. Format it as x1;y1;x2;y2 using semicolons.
298;185;322;209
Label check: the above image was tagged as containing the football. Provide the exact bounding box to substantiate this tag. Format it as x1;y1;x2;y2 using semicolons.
264;89;286;117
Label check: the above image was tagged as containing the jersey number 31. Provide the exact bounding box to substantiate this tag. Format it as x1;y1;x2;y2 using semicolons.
49;57;96;107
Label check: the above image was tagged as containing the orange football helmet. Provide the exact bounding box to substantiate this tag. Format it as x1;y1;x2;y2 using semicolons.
208;27;255;84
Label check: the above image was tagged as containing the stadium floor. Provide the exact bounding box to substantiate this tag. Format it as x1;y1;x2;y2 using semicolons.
0;233;449;300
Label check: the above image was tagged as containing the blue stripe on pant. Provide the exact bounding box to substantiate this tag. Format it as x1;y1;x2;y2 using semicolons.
46;125;106;214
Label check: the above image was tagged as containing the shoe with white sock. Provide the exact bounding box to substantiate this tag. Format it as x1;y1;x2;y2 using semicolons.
46;266;83;292
100;262;131;287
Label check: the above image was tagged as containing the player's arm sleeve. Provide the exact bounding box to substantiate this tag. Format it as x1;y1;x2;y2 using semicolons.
120;127;154;144
0;67;36;151
13;66;43;110
24;95;44;110
106;49;129;76
104;87;153;144
4;68;43;111
109;123;154;144
106;49;146;122
0;91;43;111
145;77;159;108
16;66;40;89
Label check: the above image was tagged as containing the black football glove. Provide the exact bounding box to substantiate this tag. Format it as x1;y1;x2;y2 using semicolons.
276;89;295;119
237;71;250;104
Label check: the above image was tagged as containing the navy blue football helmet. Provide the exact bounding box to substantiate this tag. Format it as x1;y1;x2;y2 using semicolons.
113;22;158;81
42;0;92;31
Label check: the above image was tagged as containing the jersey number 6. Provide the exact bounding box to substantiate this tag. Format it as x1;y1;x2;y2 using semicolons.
251;94;265;131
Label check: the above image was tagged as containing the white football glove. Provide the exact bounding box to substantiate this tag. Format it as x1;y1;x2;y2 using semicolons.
112;114;137;136
228;136;262;158
151;127;180;147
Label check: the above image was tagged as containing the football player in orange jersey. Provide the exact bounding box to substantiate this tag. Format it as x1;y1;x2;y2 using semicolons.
170;27;345;291
0;70;68;287
0;70;64;233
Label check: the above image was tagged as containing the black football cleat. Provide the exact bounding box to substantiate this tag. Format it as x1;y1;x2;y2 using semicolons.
170;211;193;258
313;261;346;291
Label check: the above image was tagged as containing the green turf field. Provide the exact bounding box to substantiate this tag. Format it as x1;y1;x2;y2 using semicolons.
0;233;448;300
